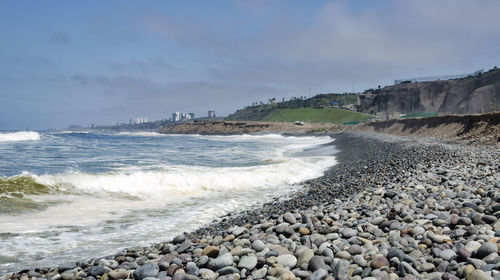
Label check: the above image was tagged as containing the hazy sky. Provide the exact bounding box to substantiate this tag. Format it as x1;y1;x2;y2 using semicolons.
1;0;499;130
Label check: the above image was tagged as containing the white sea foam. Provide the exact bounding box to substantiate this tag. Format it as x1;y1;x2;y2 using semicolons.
54;131;89;134
117;131;164;137
30;155;335;201
200;133;330;142
0;131;41;142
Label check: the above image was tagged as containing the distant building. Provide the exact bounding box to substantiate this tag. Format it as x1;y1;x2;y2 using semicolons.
171;112;195;122
172;112;181;122
208;110;216;118
180;112;187;120
130;117;148;125
342;104;355;111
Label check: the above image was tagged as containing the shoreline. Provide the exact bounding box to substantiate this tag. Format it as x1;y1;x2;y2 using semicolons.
2;132;499;279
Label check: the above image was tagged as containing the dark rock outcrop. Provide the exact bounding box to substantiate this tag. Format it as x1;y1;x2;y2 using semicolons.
358;68;500;115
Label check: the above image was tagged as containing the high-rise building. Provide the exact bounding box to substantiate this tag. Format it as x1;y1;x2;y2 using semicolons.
180;112;188;120
172;112;181;122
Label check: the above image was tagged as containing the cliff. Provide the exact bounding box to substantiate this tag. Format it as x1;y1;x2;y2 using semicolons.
358;68;500;116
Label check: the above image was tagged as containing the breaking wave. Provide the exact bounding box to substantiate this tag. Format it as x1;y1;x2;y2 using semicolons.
8;153;334;202
0;131;40;142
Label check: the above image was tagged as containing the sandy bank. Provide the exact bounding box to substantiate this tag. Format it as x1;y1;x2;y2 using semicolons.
159;121;338;135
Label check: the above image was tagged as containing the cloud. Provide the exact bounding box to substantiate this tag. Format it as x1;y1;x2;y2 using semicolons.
108;58;177;74
48;32;70;45
57;73;288;119
3;0;500;129
130;0;500;93
249;0;500;69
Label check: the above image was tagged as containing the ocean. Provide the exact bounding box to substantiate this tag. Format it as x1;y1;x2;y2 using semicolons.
0;131;336;274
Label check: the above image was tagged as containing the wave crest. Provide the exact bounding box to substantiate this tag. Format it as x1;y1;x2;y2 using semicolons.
13;154;334;202
0;131;41;142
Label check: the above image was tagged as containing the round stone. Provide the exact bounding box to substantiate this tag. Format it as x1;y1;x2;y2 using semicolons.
458;248;472;260
202;246;219;258
173;234;186;244
252;240;266;252
276;254;297;268
133;264;159;280
308;256;327;272
298;227;310;235
108;269;129;280
283;212;297;224
475;242;498;259
310;268;328;280
335;251;351;260
347;244;363;255
238;255;257;271
207;253;233;271
341;228;357;238
185;262;199;276
466;270;494;280
297;248;314;267
439;249;457;261
370;255;389;269
89;266;105;277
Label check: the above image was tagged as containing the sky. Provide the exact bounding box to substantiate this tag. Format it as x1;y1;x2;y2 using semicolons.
0;0;499;130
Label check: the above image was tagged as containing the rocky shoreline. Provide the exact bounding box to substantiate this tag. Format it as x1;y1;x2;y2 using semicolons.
2;132;499;280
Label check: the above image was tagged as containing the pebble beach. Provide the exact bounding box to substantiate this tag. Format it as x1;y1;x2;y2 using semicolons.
2;132;499;280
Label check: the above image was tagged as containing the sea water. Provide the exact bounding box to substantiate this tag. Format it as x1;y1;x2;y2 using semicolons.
0;131;336;273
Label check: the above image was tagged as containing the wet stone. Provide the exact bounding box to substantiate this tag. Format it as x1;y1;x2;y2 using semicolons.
89;266;105;277
173;235;186;244
58;262;77;273
133;264;159;280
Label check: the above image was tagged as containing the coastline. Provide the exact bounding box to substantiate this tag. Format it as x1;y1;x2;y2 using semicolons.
2;132;500;280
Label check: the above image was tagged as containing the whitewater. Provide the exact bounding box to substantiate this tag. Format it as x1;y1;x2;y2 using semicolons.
0;131;337;274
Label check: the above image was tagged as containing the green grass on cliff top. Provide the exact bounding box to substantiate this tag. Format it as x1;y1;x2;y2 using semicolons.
262;108;371;124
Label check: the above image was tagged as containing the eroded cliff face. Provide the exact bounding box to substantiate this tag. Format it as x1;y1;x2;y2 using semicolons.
358;69;500;115
353;112;500;144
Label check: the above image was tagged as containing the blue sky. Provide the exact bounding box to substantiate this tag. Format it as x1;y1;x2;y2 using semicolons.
1;0;499;130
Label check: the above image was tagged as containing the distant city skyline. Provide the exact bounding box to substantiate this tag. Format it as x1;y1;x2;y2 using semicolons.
1;1;499;130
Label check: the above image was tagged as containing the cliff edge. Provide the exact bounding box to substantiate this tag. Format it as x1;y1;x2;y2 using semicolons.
358;68;500;116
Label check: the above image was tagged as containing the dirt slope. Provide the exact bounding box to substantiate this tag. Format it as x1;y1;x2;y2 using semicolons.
353;112;500;144
159;120;338;135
